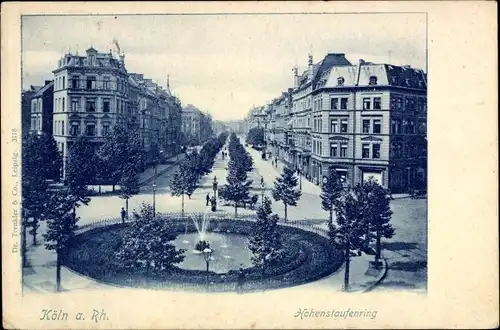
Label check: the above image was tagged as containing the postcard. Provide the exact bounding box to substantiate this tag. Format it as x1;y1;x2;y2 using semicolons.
2;1;498;329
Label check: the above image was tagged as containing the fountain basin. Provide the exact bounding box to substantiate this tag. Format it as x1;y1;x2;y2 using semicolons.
173;232;253;273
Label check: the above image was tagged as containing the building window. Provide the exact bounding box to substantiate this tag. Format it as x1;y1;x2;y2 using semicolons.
330;119;338;133
86;99;96;112
331;98;338;110
391;142;403;158
418;121;427;134
362;144;370;158
373;97;382;110
372;144;381;159
391;119;402;134
330;143;338;157
71;76;80;89
62;76;65;89
61;121;65;135
340;98;348;110
103;99;110;113
102;124;110;136
62;97;65;112
397;97;403;110
340;143;348;158
337;77;344;86
86;124;95;136
71;98;79;112
70;123;79;136
369;76;378;85
86;76;96;89
373;119;381;134
103;77;110;89
340;119;348;133
362;119;370;133
363;98;371;110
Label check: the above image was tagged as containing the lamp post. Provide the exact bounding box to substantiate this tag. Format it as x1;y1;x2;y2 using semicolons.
203;248;213;290
152;182;157;216
298;167;302;191
212;176;218;199
260;177;265;205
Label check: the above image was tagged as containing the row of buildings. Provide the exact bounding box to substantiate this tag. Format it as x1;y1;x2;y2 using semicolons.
24;46;215;179
245;53;427;193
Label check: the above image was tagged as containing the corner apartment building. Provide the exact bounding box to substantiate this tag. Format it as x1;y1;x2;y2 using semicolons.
52;47;129;177
50;46;183;178
253;53;427;193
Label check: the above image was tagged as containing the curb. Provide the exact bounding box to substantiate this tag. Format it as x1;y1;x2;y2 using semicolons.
139;162;180;187
362;255;388;293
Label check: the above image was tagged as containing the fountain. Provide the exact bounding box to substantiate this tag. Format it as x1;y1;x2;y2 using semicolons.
190;206;213;252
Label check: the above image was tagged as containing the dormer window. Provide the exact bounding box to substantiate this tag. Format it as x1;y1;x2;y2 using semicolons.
89;55;95;66
369;76;378;85
337;77;345;86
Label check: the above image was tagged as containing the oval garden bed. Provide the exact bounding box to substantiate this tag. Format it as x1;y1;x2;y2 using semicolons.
64;219;343;293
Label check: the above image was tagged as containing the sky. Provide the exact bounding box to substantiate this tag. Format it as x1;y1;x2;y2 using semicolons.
22;14;426;121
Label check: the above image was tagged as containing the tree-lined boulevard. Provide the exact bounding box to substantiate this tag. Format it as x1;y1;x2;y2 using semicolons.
21;131;426;294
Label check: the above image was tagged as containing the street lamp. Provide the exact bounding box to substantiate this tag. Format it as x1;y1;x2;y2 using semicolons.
298;167;302;191
260;177;265;205
152;182;157;216
203;248;213;290
212;176;218;199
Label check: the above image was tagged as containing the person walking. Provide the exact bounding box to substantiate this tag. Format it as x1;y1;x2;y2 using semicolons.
206;193;210;206
236;267;246;293
120;207;127;224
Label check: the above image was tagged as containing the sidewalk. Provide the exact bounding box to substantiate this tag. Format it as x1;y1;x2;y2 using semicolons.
139;154;185;186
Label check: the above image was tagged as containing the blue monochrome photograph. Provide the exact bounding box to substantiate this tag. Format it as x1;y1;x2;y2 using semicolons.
20;13;427;297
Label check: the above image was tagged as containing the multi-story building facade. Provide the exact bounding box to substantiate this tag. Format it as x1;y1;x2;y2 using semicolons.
182;104;213;146
30;80;54;135
250;53;427;193
22;85;43;134
52;47;130;177
48;46;185;179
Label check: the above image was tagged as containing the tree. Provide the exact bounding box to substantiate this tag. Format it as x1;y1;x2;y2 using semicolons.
222;160;251;216
115;203;185;274
66;136;94;210
170;167;196;216
43;191;79;292
328;190;365;292
320;168;345;225
248;197;283;276
272;166;301;222
97;125;131;191
118;162;140;222
22;134;49;247
147;142;161;171
360;179;395;264
246;127;265;146
38;133;63;181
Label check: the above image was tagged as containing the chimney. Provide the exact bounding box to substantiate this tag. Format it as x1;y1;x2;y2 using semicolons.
293;66;299;87
308;53;314;80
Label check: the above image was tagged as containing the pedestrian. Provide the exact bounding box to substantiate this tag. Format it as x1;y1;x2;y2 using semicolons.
211;196;217;212
206;193;210;206
120;207;126;224
388;188;394;200
236;267;246;293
